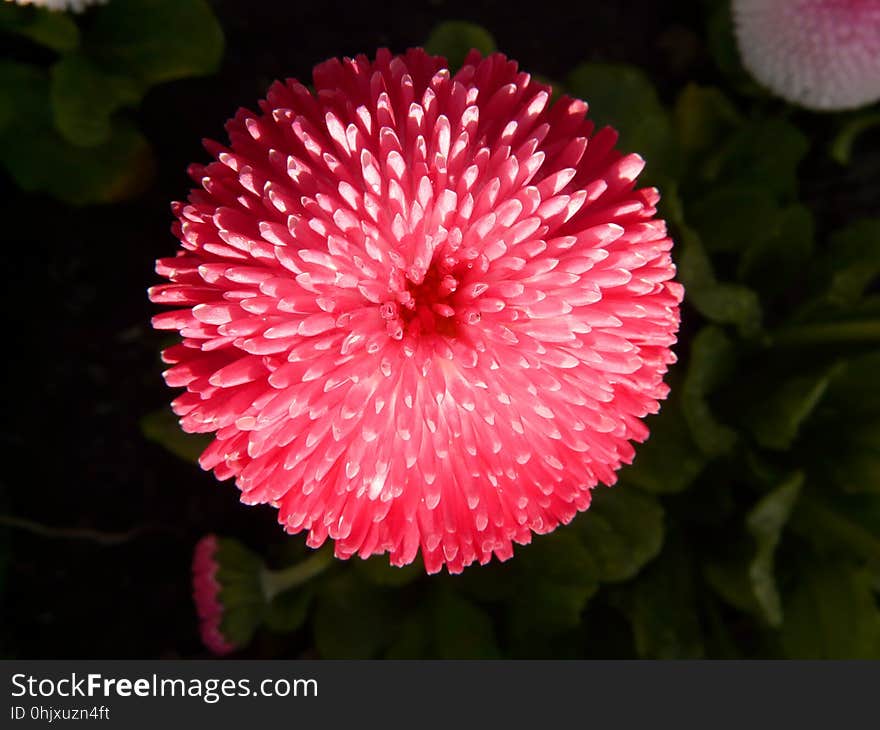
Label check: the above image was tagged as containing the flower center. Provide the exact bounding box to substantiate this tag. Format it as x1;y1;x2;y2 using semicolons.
380;255;479;342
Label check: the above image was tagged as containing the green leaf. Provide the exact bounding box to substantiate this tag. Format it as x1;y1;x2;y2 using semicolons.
0;114;154;204
566;63;677;180
629;543;705;659
354;555;422;587
265;585;314;634
658;178;686;226
0;60;154;204
773;317;880;347
0;4;79;52
706;118;809;199
703;595;744;659
700;458;796;620
431;589;500;658
703;555;761;617
797;352;880;494
673;83;742;164
622;397;707;494
825;218;880;309
791;494;880;564
744;366;839;450
820;351;880;416
746;472;803;626
50;54;142;147
811;421;880;495
705;0;761;94
507;531;599;645
219;602;264;650
140;408;211;464
574;487;664;582
682;326;738;456
830;112;880;165
260;549;333;634
687;186;780;254
313;573;397;658
214;538;268;648
424;21;496;71
738;204;815;296
87;0;224;87
781;560;880;659
0;61;46;133
385;613;430;659
578;597;636;658
678;225;762;337
457;558;518;603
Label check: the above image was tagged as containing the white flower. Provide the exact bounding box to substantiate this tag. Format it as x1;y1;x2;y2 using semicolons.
733;0;880;111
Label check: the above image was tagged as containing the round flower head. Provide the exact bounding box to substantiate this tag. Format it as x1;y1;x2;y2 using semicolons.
152;48;683;574
733;0;880;111
192;535;266;654
4;0;107;12
192;535;236;655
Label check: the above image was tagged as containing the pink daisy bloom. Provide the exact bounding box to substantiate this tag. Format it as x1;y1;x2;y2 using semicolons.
151;48;683;574
192;535;236;655
733;0;880;111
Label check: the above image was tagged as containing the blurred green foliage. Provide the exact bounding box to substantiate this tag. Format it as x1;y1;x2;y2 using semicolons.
0;0;223;204
425;20;495;71
134;12;877;658
141;408;211;464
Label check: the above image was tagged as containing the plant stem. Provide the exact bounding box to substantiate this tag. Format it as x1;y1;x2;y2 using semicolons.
772;321;880;347
260;545;335;601
0;514;157;545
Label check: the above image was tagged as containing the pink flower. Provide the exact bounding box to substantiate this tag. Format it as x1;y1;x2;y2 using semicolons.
733;0;880;111
151;49;682;574
192;535;236;655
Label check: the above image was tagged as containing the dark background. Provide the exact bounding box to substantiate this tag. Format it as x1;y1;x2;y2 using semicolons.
1;0;876;658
